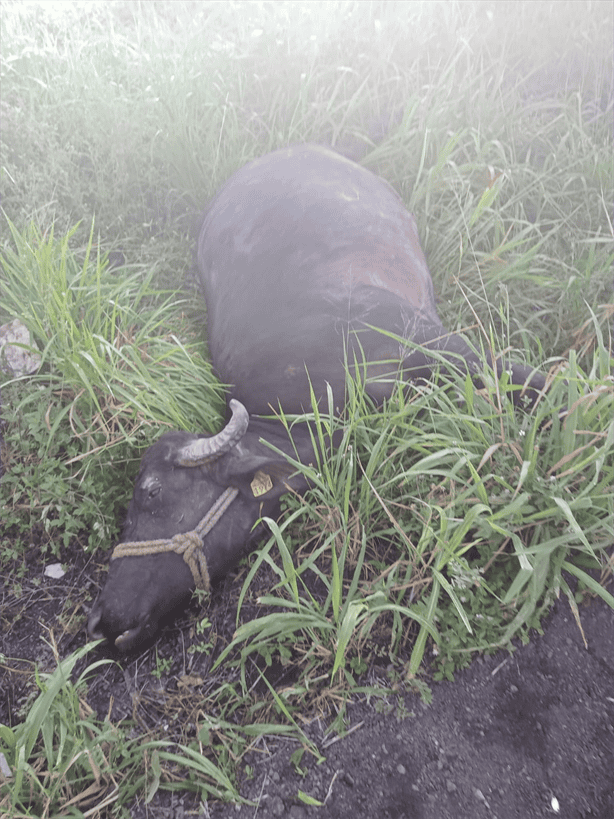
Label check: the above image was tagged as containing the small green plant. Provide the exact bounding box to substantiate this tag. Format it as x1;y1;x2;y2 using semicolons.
187;617;215;656
1;382;132;557
151;651;174;680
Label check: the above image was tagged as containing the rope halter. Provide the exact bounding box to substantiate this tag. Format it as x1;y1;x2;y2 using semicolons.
110;486;239;590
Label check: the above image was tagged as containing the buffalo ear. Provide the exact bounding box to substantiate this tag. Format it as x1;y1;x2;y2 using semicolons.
217;455;308;502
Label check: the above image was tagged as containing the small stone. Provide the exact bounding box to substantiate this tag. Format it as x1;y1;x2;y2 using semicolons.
270;795;285;816
0;319;41;376
446;779;456;792
397;763;407;775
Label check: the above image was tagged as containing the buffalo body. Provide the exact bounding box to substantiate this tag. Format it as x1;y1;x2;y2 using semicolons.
88;145;546;652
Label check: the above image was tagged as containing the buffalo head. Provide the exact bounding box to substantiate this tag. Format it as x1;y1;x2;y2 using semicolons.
87;400;310;653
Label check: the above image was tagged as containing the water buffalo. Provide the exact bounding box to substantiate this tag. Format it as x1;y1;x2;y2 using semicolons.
88;144;547;652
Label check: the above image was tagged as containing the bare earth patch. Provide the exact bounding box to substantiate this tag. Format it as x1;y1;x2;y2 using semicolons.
206;596;614;819
2;538;612;819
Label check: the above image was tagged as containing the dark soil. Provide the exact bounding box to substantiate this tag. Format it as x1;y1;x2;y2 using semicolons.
2;534;613;819
205;595;614;819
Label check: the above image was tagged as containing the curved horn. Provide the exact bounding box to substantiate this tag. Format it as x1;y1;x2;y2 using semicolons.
176;399;249;466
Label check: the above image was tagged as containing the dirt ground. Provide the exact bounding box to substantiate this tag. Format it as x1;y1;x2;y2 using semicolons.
204;593;614;819
1;536;613;819
108;592;614;819
87;584;614;819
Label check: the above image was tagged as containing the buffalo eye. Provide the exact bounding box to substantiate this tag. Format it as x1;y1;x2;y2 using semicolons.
139;474;162;501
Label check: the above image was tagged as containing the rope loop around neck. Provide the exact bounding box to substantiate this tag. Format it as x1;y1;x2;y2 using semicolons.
110;487;239;590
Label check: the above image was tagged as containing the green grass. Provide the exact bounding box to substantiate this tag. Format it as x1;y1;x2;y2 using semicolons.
222;353;613;689
1;0;612;814
1;218;224;433
1;218;224;555
0;643;244;814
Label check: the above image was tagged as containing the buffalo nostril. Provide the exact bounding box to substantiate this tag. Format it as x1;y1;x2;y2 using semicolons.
115;626;143;653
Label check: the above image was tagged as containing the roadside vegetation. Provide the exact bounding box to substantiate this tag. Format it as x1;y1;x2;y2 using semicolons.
1;1;612;815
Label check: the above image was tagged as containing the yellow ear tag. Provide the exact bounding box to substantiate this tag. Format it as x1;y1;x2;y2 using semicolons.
251;470;273;497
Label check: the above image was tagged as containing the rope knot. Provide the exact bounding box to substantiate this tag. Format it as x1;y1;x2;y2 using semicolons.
170;530;210;590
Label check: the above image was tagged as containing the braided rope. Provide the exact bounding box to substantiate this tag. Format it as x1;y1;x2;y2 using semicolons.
111;487;239;590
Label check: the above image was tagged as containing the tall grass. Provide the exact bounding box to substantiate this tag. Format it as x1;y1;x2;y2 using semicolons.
2;218;224;434
1;0;612;813
223;348;613;687
1;218;224;553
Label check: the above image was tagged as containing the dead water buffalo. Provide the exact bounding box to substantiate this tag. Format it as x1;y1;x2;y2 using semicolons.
88;144;547;652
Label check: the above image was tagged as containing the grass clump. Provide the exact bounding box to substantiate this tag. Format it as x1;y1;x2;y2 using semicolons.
1;219;224;556
1;219;223;434
222;343;613;689
0;643;243;816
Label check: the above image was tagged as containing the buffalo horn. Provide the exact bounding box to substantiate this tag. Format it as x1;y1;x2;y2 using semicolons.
176;399;249;466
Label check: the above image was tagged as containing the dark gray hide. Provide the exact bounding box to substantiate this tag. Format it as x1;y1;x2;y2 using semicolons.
88;144;546;652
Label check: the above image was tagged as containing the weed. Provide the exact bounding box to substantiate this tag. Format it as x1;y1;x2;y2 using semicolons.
151;651;174;680
0;643;243;814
